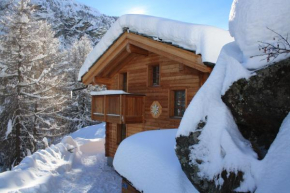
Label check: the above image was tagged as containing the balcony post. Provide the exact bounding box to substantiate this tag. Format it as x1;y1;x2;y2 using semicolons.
120;95;123;123
91;96;94;120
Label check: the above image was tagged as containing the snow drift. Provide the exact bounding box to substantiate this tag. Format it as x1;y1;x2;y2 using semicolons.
0;123;121;193
113;129;198;193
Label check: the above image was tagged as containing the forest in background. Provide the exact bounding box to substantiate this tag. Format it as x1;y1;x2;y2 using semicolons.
0;0;114;171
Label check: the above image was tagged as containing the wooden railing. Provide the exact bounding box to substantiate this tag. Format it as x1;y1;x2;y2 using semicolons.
91;94;145;124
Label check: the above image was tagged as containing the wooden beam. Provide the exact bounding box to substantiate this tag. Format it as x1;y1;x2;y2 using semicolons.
126;44;148;56
127;33;211;73
82;33;129;84
94;77;111;85
101;50;130;77
107;54;137;78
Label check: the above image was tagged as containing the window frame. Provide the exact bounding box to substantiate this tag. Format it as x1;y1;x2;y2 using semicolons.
119;72;128;92
169;89;187;119
147;64;160;87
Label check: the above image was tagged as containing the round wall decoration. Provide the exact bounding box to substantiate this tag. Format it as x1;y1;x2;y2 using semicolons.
150;101;162;118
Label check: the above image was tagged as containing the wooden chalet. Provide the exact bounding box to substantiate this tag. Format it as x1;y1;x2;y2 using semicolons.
78;13;235;192
80;31;212;163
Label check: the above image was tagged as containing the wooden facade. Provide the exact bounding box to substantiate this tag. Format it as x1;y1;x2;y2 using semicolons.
81;32;211;159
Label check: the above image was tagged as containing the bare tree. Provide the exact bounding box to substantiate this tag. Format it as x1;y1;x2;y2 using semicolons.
251;27;290;62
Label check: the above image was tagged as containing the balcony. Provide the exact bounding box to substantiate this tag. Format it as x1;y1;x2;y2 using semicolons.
91;90;145;124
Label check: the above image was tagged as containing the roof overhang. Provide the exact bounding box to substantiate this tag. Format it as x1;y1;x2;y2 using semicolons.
81;32;212;85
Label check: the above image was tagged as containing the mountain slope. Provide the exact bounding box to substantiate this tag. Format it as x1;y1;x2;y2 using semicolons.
0;0;118;47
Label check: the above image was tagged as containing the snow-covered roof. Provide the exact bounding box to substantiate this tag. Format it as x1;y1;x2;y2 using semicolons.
78;14;234;81
113;129;198;193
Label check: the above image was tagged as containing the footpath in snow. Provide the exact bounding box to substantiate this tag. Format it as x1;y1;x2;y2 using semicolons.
0;123;121;193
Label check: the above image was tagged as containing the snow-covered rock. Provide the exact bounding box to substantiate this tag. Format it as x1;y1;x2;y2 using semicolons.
176;0;290;192
78;14;234;81
222;57;290;159
229;0;290;69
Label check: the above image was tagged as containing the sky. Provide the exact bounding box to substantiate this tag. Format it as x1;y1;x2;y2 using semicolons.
77;0;233;30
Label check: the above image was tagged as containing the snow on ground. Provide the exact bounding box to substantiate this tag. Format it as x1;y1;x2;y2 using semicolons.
78;14;234;80
113;129;198;193
177;0;290;192
0;123;121;193
70;123;106;139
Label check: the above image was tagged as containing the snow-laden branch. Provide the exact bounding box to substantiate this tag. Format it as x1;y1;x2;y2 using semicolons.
0;73;18;78
251;28;290;62
20;91;59;99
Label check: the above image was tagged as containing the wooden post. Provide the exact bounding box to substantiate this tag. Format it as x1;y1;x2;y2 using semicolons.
142;96;145;124
120;95;123;123
91;96;94;120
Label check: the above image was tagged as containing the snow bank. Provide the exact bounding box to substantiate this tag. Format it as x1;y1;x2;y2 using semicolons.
229;0;290;69
70;122;106;139
0;123;120;192
0;136;82;192
113;129;198;193
255;113;290;193
78;14;234;81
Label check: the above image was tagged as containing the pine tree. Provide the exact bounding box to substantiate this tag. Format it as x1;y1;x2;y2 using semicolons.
0;0;68;169
65;35;98;131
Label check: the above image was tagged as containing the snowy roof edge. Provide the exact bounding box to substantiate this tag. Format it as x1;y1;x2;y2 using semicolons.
78;14;234;81
79;31;125;82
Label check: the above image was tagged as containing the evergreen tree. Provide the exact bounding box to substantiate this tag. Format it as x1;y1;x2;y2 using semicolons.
66;35;98;131
0;0;67;170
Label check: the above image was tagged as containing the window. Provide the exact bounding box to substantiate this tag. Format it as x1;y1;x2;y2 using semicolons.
119;73;128;92
123;73;127;92
148;64;160;86
152;65;159;86
170;90;186;118
117;124;126;144
174;90;186;117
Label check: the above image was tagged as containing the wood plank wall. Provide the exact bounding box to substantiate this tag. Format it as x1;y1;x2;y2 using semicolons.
107;123;144;157
106;52;207;158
